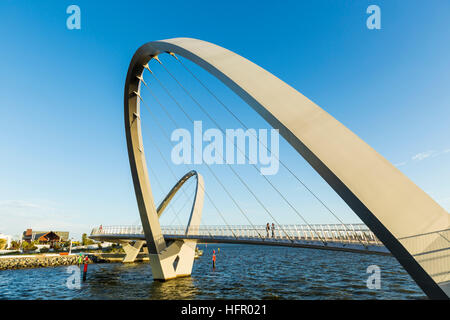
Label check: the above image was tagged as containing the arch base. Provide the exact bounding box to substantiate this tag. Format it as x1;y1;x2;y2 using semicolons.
148;239;198;280
122;240;145;263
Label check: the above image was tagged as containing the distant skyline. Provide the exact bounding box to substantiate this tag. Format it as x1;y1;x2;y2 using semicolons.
1;1;449;240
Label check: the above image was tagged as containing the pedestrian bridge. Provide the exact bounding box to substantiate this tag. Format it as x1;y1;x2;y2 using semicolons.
89;223;389;255
118;38;449;298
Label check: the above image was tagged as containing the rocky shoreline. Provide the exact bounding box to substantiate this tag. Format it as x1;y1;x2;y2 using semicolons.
0;254;107;270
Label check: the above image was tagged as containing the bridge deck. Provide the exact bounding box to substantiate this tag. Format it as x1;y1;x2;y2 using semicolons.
90;224;390;255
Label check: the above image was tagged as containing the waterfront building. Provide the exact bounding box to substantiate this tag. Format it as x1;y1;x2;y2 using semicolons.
22;229;69;244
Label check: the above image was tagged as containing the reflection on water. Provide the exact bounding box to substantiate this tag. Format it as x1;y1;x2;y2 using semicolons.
0;244;425;299
76;263;200;300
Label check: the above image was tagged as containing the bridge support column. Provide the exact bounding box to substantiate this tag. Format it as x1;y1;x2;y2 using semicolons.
122;240;144;263
149;240;197;280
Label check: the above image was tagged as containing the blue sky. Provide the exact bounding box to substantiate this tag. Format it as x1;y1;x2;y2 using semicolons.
0;0;449;240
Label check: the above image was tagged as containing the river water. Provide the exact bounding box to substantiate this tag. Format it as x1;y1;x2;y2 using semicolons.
0;244;425;299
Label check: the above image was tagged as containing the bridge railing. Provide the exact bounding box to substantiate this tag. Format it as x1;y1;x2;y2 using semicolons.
91;223;381;246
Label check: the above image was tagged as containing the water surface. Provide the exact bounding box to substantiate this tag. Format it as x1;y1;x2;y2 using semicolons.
0;244;425;299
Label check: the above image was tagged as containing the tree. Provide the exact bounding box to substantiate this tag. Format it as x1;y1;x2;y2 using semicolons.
0;239;6;250
81;233;93;246
10;240;19;250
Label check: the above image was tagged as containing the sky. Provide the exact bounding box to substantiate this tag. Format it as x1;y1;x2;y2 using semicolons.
0;0;449;240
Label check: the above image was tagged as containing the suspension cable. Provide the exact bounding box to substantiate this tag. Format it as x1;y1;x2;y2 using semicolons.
134;92;193;218
136;90;239;239
142;64;293;242
168;182;196;226
138;77;262;240
147;158;185;226
150;57;326;244
168;53;368;246
136;87;236;236
171;53;347;224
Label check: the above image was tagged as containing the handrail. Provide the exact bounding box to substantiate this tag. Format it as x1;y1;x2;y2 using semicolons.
90;224;381;245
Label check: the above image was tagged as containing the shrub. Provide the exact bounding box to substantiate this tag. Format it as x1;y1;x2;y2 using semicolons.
22;241;37;251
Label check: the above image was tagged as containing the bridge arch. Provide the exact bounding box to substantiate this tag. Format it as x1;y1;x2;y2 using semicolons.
156;170;204;236
124;38;449;298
